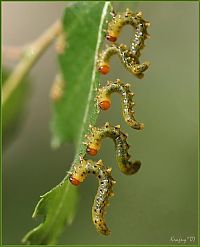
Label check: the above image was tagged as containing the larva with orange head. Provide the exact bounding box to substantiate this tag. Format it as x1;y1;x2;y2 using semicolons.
69;158;116;236
97;79;144;130
106;9;150;56
85;123;141;175
97;44;150;79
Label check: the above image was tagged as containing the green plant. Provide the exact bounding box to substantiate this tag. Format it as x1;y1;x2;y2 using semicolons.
3;1;147;245
2;2;110;245
3;2;199;246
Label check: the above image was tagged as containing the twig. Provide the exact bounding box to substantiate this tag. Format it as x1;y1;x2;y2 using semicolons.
2;20;62;106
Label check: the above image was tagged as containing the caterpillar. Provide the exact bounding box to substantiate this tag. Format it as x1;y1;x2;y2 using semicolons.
85;122;141;175
97;43;150;79
106;9;150;56
68;7;149;237
69;158;116;235
96;79;144;130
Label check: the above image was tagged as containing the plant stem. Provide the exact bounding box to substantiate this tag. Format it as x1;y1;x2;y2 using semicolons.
2;20;62;106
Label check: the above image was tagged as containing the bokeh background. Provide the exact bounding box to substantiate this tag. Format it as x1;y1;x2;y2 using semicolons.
2;1;199;245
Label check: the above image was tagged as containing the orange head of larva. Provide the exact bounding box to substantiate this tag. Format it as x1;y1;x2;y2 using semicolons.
86;146;98;156
69;176;81;186
98;64;110;75
99;100;111;110
106;33;117;42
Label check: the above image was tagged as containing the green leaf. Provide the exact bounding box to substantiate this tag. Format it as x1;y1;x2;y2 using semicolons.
51;2;110;160
23;2;111;245
2;68;29;147
22;179;78;245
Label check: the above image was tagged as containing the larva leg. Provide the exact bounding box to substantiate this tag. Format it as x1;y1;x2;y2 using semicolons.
69;158;116;236
96;79;144;130
85;123;141;175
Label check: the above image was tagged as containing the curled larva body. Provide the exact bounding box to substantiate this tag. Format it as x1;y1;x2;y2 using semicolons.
69;159;115;236
97;44;150;79
106;9;150;56
86;123;141;175
97;79;144;130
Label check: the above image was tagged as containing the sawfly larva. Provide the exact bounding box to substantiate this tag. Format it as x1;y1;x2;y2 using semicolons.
96;79;144;130
69;158;116;235
97;43;150;79
106;9;150;56
85;122;141;175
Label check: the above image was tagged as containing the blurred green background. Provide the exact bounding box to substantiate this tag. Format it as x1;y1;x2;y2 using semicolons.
2;1;198;245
